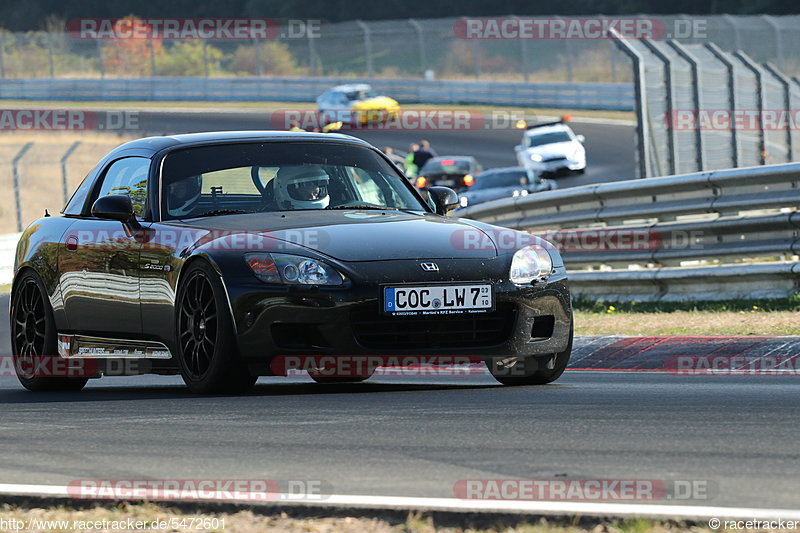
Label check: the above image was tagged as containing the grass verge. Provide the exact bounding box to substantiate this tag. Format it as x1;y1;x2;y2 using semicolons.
573;297;800;336
0;502;732;533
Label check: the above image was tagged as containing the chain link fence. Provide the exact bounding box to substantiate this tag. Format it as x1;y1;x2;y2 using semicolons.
612;29;800;178
0;15;798;83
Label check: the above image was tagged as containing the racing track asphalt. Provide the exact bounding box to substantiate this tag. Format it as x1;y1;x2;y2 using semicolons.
1;294;799;511
132;110;637;188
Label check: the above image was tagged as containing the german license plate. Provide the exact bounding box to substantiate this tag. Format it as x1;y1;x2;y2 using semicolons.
383;284;492;316
434;179;456;186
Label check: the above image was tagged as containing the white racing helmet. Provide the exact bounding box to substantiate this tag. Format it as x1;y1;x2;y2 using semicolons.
275;165;330;210
168;175;202;217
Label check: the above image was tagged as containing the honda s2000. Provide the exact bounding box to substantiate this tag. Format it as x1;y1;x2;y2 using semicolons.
11;131;573;393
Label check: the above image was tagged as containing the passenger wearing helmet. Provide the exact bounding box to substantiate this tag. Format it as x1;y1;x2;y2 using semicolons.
167;175;202;217
274;165;330;210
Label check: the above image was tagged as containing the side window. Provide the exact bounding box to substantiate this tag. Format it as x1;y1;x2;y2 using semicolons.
95;157;150;218
62;165;99;215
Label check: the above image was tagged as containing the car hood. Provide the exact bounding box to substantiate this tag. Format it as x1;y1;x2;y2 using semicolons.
172;210;498;262
522;141;580;158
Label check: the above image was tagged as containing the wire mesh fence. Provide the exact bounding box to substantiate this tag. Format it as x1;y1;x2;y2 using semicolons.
1;14;799;83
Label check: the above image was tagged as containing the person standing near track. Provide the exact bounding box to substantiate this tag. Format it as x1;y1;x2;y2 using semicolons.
405;143;420;179
413;139;437;170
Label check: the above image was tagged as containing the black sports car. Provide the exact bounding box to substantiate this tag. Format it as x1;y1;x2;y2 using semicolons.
10;131;573;394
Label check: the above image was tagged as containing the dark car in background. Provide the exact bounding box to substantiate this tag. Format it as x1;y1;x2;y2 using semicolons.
11;131;573;394
456;166;556;210
415;156;482;192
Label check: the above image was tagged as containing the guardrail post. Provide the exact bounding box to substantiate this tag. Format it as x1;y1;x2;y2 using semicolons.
60;141;81;205
667;41;705;171
705;43;739;168
763;61;793;162
0;40;5;79
642;40;677;175
408;19;427;78
12;143;34;233
472;40;481;80
733;51;766;165
608;28;650;178
356;20;374;78
722;14;742;52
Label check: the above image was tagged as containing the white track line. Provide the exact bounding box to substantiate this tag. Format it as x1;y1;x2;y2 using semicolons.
0;484;798;520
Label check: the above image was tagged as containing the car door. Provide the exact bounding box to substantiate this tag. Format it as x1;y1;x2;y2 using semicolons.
59;156;151;337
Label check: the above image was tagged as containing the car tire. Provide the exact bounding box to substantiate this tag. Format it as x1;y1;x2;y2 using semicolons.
10;271;88;392
176;261;257;394
486;324;573;386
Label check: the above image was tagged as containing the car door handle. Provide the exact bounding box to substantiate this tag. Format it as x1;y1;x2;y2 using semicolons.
65;235;78;251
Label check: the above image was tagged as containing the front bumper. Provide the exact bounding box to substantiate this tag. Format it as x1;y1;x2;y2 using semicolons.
228;266;572;375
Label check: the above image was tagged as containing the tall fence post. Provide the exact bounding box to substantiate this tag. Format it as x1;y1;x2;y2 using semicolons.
202;40;209;78
667;40;705;171
60;142;81;205
0;40;5;79
307;33;319;76
408;19;427;78
734;51;767;165
46;32;55;78
148;37;156;76
705;43;739;168
96;40;105;78
642;40;677;175
609;28;650;178
253;38;262;76
12;143;34;233
356;20;374;78
471;40;481;80
763;61;793;162
762;15;785;72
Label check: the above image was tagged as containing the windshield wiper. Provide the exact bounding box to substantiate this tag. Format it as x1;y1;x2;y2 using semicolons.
191;209;254;218
325;204;392;210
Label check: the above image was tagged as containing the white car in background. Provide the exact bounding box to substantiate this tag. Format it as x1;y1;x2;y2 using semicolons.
515;119;586;176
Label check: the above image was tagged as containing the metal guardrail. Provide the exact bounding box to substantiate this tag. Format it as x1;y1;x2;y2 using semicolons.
0;77;634;110
462;162;800;301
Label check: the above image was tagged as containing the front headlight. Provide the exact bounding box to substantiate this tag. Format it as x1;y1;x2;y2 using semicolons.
246;253;343;286
509;245;552;284
530;154;543;162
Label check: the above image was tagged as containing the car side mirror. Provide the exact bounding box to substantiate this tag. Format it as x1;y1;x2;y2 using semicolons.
576;134;586;143
91;195;137;224
428;186;460;215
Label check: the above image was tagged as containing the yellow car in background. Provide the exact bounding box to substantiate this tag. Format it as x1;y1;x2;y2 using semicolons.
317;83;400;126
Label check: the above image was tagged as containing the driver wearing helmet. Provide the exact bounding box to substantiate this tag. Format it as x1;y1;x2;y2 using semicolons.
274;165;330;210
167;175;203;217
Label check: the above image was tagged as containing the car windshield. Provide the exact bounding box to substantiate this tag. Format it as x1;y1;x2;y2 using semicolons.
420;158;471;175
345;88;379;101
160;142;426;219
525;130;572;147
472;171;528;190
